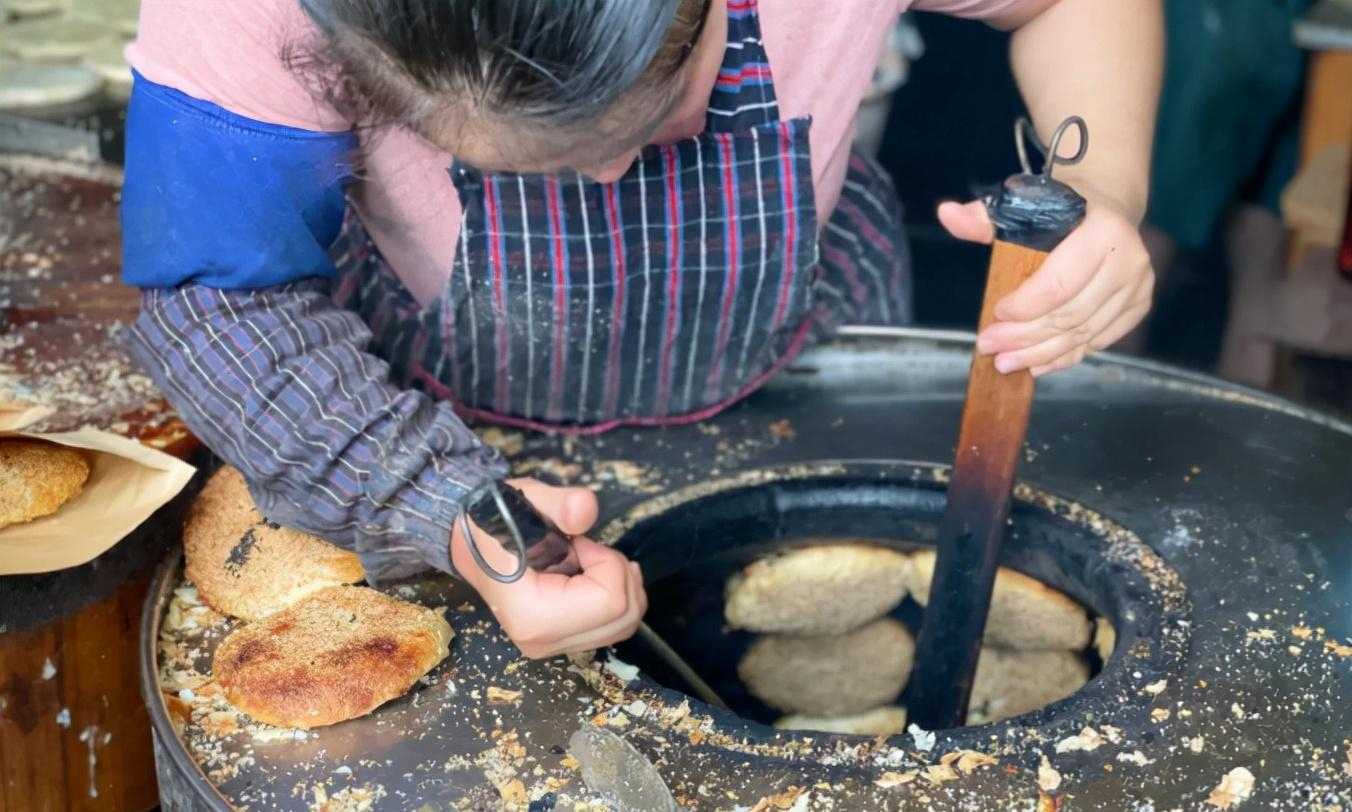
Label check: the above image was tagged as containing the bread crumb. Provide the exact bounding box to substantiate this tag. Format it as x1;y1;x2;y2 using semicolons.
750;785;805;810
1206;767;1255;808
1055;727;1105;753
1037;756;1061;792
939;750;997;774
486;686;522;705
875;771;917;788
498;778;527;805
478;427;524;456
921;764;958;785
591;460;661;492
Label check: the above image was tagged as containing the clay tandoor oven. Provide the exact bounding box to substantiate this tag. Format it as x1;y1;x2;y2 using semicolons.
141;327;1352;810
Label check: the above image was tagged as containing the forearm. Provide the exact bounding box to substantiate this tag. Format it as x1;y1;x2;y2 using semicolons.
1008;0;1163;222
128;280;507;580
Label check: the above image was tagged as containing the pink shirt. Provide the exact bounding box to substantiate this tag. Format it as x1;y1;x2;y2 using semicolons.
128;0;1035;305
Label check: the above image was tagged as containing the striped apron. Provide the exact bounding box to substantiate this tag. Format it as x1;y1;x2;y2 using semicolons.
333;0;912;433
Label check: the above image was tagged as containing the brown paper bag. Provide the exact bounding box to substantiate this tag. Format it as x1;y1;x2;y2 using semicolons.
1;401;197;575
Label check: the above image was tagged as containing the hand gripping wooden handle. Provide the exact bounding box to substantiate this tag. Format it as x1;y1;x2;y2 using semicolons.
909;116;1088;731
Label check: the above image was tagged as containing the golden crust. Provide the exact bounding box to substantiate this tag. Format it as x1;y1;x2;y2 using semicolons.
0;438;90;530
724;542;910;635
906;549;1093;651
184;467;365;620
214;585;453;729
967;647;1090;724
1094;616;1117;662
775;706;908;737
738;618;915;717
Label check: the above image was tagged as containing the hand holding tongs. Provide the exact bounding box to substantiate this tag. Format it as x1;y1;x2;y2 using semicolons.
461;481;730;710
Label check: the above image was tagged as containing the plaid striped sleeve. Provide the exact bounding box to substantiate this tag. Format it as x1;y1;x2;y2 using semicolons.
126;279;508;581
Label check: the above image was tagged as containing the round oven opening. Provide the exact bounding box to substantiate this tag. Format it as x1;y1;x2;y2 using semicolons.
607;463;1186;734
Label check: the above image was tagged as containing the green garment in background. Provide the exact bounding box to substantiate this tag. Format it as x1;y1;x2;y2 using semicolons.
1146;0;1311;250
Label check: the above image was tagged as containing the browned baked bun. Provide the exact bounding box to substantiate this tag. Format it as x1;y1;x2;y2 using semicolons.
0;438;90;530
213;585;452;729
775;706;908;737
906;549;1093;651
1093;616;1117;663
184;466;364;620
724;542;910;635
738;618;915;717
967;647;1090;724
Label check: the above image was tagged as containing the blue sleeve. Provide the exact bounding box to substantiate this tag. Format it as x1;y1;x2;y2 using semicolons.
120;70;358;289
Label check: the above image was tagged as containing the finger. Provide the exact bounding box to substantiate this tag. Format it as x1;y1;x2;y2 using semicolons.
937;200;995;245
508;478;599;535
995;332;1080;374
1088;297;1152;352
992;279;1138;372
527;561;643;657
550;569;644;655
571;537;629;571
549;563;645;655
630;561;649;617
1032;279;1151;378
514;543;631;634
979;252;1131;354
565;538;634;617
1029;345;1089;377
1089;271;1156;352
994;224;1111;322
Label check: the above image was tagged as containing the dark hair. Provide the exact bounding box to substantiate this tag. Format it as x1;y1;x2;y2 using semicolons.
292;0;707;140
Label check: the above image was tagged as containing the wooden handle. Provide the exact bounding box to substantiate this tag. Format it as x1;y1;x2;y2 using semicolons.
908;239;1049;730
953;239;1044;478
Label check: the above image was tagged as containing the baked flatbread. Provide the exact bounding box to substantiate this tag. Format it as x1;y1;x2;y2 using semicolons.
906;549;1092;650
775;706;908;737
724;542;910;635
1094;616;1116;662
184;466;364;620
214;585;452;729
0;438;90;529
0;61;103;109
967;647;1089;724
3;16;116;61
738;618;914;716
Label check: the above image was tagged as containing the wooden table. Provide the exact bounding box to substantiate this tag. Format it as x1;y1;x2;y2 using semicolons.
1;154;197;812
